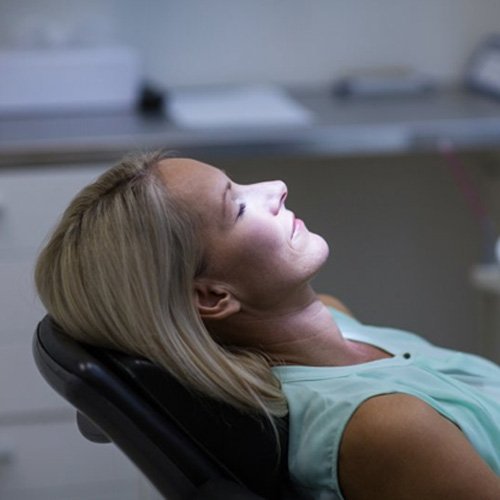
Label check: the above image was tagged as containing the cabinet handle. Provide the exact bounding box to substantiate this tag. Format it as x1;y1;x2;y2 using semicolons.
0;445;13;465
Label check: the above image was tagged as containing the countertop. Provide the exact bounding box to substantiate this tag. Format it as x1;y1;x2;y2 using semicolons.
2;87;500;166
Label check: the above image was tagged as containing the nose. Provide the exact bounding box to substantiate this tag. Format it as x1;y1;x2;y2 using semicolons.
246;180;288;214
267;180;288;215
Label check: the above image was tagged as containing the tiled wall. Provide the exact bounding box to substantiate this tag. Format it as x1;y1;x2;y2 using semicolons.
1;0;500;87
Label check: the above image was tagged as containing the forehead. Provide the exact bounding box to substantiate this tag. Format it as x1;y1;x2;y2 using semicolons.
157;158;224;201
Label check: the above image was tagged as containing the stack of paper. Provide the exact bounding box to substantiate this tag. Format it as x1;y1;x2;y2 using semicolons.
169;85;313;128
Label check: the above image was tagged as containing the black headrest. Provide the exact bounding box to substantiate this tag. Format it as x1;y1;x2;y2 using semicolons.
34;315;292;499
104;351;289;485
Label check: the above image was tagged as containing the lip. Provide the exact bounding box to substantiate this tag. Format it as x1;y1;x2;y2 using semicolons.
291;214;302;238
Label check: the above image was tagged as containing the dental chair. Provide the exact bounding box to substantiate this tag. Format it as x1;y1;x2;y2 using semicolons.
33;315;304;500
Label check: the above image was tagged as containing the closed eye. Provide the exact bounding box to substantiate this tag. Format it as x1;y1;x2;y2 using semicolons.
236;202;246;219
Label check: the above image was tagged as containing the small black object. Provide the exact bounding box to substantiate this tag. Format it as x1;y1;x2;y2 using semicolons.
403;353;411;359
137;83;167;115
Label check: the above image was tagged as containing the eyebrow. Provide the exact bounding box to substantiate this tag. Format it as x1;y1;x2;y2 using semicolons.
222;180;231;220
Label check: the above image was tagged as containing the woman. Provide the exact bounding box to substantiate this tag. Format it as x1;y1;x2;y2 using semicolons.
35;151;500;499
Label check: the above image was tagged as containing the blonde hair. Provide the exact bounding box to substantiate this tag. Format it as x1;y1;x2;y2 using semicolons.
35;151;287;420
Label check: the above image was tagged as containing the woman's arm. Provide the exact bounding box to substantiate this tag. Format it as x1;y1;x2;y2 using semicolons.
339;394;500;499
317;293;354;317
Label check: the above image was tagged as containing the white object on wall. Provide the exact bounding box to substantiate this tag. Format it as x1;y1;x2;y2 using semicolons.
0;46;141;115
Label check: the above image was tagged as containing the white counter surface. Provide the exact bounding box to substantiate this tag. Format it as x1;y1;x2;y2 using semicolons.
2;87;500;166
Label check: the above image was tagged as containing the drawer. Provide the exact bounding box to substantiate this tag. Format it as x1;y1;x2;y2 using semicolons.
0;165;106;252
0;419;140;500
0;257;46;347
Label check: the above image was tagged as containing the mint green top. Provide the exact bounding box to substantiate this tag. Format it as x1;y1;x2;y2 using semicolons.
272;309;500;500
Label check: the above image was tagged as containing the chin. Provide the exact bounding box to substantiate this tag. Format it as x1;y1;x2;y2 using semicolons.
308;234;330;274
315;233;330;257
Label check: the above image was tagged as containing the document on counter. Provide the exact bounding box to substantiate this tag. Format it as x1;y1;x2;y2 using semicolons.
168;85;313;128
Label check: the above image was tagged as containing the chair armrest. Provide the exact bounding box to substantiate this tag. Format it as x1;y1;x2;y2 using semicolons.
193;478;265;499
77;412;111;443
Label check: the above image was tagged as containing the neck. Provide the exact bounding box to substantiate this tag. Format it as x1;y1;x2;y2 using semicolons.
214;286;386;367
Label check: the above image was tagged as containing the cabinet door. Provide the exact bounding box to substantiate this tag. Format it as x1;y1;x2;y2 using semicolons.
0;419;141;500
0;165;109;413
0;340;69;416
0;164;147;499
0;165;106;253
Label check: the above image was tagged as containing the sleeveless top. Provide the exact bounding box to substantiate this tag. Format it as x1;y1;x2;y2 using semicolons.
272;308;500;500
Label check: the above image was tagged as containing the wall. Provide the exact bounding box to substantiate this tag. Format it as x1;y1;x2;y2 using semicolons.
1;0;500;87
1;0;499;354
218;152;486;355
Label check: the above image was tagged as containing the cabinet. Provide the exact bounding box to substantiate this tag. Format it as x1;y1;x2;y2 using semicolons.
470;264;500;364
0;165;153;499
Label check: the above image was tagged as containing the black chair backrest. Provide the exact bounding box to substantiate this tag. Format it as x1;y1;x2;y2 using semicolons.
33;315;301;500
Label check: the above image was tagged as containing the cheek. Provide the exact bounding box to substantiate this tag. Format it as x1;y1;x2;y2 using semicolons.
219;225;287;275
236;223;285;261
246;224;283;250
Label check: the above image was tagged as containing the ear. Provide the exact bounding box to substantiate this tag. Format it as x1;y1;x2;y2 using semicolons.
194;280;241;321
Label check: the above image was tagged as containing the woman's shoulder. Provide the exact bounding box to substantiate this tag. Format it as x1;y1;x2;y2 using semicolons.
339;393;500;499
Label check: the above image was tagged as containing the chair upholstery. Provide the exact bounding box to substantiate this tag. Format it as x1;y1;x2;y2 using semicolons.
33;315;303;500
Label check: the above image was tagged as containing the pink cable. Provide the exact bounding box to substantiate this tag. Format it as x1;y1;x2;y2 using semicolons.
439;140;488;224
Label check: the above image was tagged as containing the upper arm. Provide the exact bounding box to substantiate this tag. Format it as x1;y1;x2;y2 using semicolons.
317;293;354;317
339;394;500;500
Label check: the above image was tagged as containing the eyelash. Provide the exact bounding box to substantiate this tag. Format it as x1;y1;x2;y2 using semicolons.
236;202;246;219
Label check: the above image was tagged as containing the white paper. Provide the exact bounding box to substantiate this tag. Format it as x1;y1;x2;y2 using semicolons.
169;85;313;128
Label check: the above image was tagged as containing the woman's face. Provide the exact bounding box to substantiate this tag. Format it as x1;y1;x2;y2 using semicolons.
158;158;329;306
